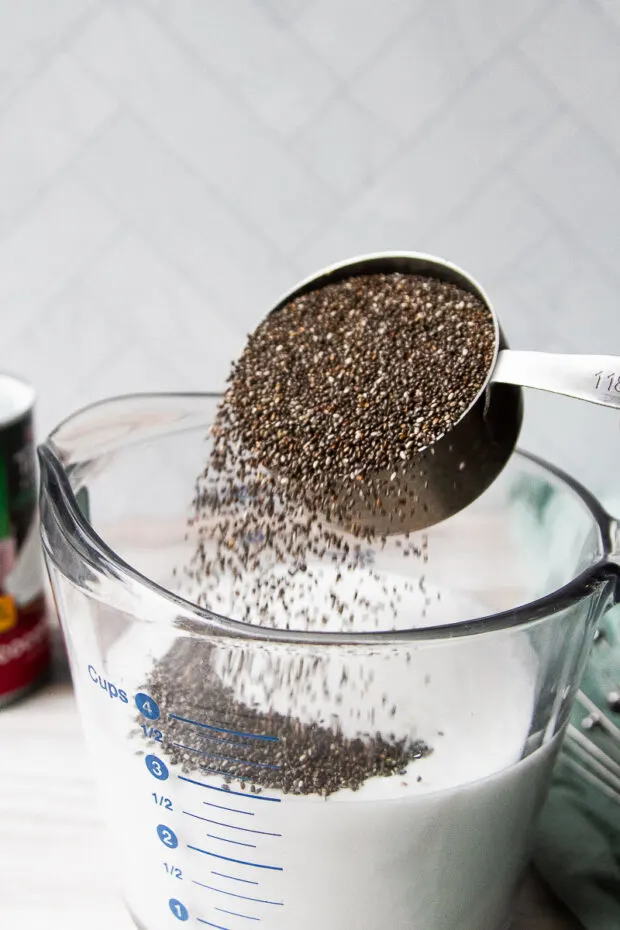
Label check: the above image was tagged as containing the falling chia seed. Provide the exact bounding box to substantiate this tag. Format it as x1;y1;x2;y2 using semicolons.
140;270;495;797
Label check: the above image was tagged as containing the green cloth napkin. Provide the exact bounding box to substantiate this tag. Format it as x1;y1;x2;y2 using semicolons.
534;605;620;929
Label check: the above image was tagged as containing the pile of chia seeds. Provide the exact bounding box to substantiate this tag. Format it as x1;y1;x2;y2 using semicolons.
142;640;431;797
141;271;494;797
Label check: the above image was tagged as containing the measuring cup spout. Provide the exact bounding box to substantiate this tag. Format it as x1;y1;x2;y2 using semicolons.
492;351;620;409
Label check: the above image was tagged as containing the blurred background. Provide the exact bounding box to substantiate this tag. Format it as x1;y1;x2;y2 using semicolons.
2;0;620;499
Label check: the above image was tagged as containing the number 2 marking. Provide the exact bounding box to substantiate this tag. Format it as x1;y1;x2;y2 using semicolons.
157;824;179;849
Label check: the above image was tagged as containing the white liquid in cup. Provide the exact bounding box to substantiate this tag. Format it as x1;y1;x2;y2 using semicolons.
61;561;559;930
109;732;559;930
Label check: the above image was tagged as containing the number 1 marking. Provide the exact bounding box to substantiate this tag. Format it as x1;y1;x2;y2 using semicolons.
169;898;189;921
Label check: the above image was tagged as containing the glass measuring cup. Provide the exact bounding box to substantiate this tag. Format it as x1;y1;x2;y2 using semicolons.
39;394;620;930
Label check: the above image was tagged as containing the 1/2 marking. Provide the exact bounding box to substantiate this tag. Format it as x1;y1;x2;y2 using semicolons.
141;724;163;742
152;792;173;810
164;862;183;880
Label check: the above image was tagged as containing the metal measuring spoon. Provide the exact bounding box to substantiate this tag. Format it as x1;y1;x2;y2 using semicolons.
269;252;619;534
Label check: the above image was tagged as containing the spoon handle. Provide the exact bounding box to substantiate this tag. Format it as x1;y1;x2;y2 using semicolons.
492;350;620;408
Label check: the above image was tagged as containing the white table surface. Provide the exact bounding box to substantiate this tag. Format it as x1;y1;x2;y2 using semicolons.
0;624;581;930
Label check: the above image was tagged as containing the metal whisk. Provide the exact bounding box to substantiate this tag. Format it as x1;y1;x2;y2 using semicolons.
562;690;620;803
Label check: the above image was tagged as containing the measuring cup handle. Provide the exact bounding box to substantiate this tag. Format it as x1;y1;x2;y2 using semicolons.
492;350;620;409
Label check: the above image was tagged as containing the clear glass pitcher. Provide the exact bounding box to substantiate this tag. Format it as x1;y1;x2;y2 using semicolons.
39;394;620;930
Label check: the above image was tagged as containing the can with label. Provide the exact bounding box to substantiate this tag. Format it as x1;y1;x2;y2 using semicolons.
0;373;50;706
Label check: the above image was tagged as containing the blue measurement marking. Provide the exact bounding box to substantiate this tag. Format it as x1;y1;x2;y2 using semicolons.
179;774;280;803
196;920;230;930
183;812;281;837
168;897;189;921
194;882;283;906
187;845;283;871
172;742;280;771
216;907;259;922
211;872;259;886
207;833;256;849
203;801;254;817
169;713;279;743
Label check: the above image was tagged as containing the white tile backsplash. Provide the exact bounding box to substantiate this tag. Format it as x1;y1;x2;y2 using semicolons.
296;55;557;266
432;0;554;65
147;0;338;139
520;0;620;155
5;245;128;432
0;0;619;498
293;0;422;78
495;228;620;350
80;234;248;389
75;114;297;325
423;173;550;284
377;52;556;226
514;114;620;280
290;94;399;196
71;6;336;251
0;52;115;237
594;0;620;30
352;5;476;139
0;180;118;335
0;0;96;108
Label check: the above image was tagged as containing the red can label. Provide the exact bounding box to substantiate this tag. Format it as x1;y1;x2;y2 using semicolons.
0;379;50;703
